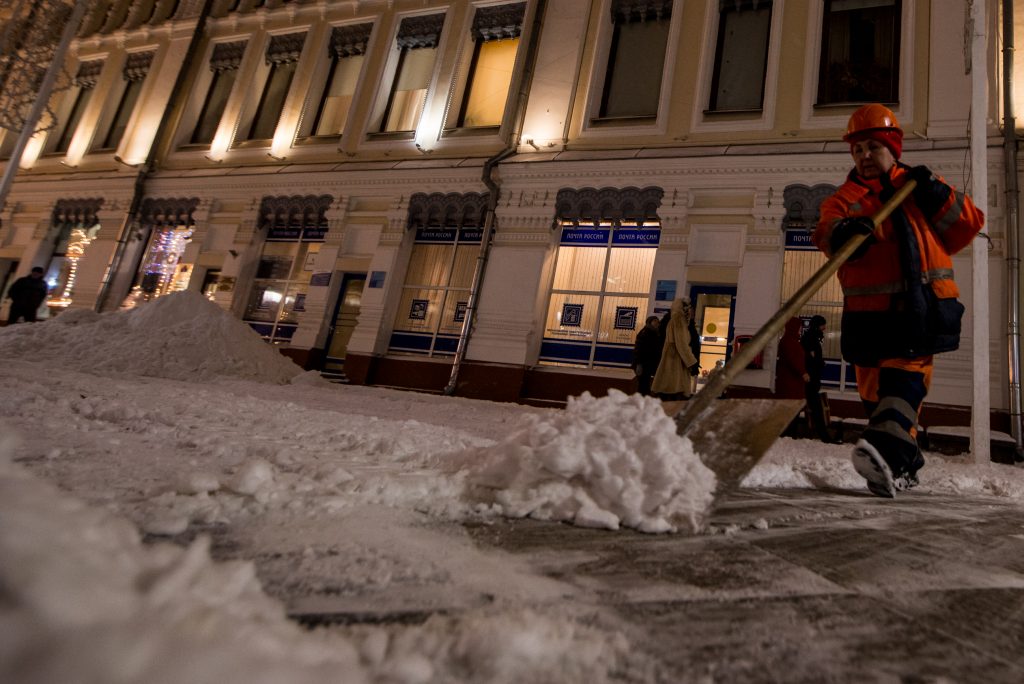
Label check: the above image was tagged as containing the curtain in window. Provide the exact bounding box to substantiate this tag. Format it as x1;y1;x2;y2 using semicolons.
601;3;672;118
247;33;305;140
192;41;246;144
710;0;772;111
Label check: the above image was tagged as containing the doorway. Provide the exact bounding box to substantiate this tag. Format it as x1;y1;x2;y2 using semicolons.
322;272;366;374
689;284;737;384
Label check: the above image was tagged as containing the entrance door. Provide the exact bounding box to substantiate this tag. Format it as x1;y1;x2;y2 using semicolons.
322;272;366;373
689;284;737;383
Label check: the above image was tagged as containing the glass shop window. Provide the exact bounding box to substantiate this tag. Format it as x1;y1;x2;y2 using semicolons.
243;216;326;345
539;221;659;369
121;225;195;308
45;220;101;314
388;226;482;356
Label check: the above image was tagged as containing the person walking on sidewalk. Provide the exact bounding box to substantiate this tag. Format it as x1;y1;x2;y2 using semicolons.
632;315;662;396
814;104;984;497
801;315;837;443
652;297;699;401
5;267;48;324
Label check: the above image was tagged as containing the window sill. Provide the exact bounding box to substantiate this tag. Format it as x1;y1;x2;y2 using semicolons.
440;125;500;138
366;131;415;141
813;101;898;110
587;115;657;128
232;138;272;149
702;107;764;116
293;134;342;147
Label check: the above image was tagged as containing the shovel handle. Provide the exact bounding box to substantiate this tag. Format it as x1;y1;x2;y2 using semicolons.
675;178;917;435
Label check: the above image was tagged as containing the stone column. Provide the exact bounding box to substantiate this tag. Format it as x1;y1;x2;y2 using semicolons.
72;199;129;311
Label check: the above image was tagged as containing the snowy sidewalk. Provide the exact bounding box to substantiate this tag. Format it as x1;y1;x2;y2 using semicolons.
459;487;1024;682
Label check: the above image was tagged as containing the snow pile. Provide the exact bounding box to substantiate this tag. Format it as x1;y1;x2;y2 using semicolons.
0;291;302;383
0;437;369;684
0;435;634;684
460;390;716;533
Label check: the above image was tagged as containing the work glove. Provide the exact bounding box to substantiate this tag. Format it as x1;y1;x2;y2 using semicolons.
907;165;950;216
829;216;875;260
689;363;699;377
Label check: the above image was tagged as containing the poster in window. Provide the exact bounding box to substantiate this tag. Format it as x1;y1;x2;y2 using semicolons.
614;306;638;330
293;293;306;312
454;301;468;322
561;303;583;327
409;299;428;320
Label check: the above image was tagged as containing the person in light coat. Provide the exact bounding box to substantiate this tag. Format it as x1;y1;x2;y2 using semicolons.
652;297;699;400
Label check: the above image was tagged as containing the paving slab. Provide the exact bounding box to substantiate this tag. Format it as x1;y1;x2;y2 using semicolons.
463;487;1024;683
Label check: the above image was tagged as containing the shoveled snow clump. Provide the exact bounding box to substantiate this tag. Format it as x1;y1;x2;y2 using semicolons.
461;389;716;533
0;291;302;383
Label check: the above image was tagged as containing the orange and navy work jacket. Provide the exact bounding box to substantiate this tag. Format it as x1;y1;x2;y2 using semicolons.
814;164;983;314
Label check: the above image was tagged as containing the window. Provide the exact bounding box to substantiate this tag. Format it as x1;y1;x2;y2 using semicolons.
191;41;246;145
598;0;672;119
817;0;900;105
539;221;659;368
780;183;855;391
709;0;772;112
95;52;154;151
378;14;445;133
244;33;305;142
51;60;103;154
455;3;526;128
121;199;200;308
0;132;16;160
388;192;487;356
301;23;372;138
243;195;332;345
45;200;104;314
389;227;481;356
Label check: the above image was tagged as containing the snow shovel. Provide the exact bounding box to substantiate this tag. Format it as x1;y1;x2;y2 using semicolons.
667;179;918;520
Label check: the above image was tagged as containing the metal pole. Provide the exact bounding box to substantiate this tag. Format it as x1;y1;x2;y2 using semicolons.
0;0;88;213
1002;0;1024;459
970;0;990;464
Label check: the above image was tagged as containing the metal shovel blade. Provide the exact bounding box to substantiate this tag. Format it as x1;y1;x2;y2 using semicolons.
664;398;803;502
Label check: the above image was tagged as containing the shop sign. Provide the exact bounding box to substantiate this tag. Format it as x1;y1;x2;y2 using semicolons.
560;228;609;245
612;228;659;246
785;229;816;250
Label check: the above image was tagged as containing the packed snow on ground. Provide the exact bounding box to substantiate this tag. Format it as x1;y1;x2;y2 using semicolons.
2;291;1023;682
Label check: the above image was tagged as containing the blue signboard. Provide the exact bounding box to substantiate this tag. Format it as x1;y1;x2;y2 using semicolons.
612;228;660;246
560;228;609;245
309;272;332;287
785;230;817;250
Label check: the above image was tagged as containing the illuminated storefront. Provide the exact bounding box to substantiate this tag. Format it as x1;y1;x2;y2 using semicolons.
44;199;104;316
243;195;332;345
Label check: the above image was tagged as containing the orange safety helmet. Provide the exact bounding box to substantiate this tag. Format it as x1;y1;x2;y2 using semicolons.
843;103;901;142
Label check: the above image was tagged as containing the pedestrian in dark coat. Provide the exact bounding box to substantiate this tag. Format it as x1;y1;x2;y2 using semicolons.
801;315;836;443
6;267;48;324
775;317;806;400
632;315;661;396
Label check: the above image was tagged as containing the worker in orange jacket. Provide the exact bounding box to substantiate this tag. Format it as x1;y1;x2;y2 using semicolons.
815;104;985;498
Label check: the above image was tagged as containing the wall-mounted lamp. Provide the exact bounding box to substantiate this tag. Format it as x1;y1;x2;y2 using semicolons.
204;154;223;163
414;143;432;155
267;152;286;162
525;138;541;151
58;160;77;168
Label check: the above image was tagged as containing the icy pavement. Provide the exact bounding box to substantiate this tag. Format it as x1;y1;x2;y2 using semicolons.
2;293;1024;682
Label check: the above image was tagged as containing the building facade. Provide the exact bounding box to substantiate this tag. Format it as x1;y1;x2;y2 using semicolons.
0;0;1017;428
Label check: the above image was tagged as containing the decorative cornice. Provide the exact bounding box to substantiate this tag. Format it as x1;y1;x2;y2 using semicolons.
782;183;838;231
52;198;104;225
396;14;446;50
123;50;156;81
73;59;105;88
266;32;306;65
137;197;200;226
611;0;673;24
329;23;373;58
472;3;526;42
209;40;247;72
258;194;333;226
555;186;665;222
406;191;489;228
